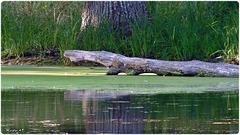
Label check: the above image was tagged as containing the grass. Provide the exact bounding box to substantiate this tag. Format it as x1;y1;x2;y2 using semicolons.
1;1;239;65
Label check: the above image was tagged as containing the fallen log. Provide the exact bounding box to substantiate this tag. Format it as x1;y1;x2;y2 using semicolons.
64;50;239;77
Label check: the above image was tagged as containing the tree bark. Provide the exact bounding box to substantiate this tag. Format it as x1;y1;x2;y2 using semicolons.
64;50;239;77
80;1;148;35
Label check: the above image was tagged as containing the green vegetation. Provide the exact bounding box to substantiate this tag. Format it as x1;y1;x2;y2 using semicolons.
1;1;239;65
125;69;138;76
1;65;238;94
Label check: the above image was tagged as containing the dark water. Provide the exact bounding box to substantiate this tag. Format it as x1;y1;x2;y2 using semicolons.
1;90;239;134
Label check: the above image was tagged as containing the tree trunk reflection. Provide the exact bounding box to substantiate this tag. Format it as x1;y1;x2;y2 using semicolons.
64;90;145;134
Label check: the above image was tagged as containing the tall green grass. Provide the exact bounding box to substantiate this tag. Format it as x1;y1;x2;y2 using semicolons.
1;1;239;64
1;2;84;59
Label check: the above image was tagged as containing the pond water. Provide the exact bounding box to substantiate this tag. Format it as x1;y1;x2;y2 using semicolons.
1;90;238;134
1;66;239;134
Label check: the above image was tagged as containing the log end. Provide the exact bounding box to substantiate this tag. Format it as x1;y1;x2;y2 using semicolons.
64;50;84;62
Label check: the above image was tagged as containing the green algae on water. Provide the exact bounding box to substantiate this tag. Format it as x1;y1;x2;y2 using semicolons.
1;65;239;94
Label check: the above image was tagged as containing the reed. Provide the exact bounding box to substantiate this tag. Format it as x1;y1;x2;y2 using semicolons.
1;1;238;64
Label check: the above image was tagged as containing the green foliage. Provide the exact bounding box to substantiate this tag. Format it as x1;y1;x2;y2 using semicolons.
125;69;138;76
1;1;239;64
106;69;120;75
1;1;84;59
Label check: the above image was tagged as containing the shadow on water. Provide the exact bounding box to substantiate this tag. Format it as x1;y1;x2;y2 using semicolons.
1;90;239;134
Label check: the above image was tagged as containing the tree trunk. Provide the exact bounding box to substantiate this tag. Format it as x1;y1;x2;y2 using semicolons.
64;50;239;77
80;1;148;35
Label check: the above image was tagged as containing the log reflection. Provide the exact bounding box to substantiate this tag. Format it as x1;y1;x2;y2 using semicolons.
64;90;145;134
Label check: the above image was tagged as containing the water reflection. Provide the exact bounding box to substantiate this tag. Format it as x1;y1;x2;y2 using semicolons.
1;90;239;134
64;90;145;134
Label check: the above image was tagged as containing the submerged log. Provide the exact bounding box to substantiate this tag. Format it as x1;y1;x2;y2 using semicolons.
64;50;239;77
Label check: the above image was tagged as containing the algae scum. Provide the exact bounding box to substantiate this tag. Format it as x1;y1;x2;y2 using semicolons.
1;65;239;133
